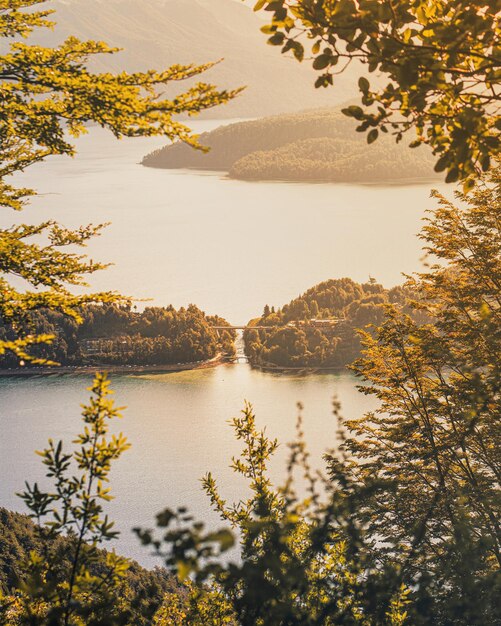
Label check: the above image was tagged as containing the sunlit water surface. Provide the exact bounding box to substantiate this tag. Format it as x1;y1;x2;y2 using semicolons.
1;120;449;566
0;368;376;566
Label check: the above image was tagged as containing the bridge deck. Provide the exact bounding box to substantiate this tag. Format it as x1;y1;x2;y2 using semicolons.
212;326;276;330
213;320;344;331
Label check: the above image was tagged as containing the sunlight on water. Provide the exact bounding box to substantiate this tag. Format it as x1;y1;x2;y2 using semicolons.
4;123;450;323
0;120;449;566
0;366;376;566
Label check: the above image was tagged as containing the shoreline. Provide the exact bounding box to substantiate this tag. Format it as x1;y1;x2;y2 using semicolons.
0;356;349;378
0;354;228;378
142;163;438;187
251;362;347;374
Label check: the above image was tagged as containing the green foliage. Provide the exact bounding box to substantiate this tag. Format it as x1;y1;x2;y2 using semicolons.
243;278;421;369
0;509;180;626
0;304;236;368
137;403;410;625
0;0;238;364
2;168;499;623
0;220;122;365
137;167;500;625
254;0;500;184
1;374;131;625
339;167;501;623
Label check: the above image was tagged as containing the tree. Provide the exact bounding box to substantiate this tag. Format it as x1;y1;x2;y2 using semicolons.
254;0;500;185
0;0;239;364
4;163;499;622
0;374;131;625
138;167;500;625
340;166;500;623
136;403;411;626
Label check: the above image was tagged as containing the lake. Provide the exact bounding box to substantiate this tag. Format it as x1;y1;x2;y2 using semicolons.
3;120;448;323
0;367;376;567
1;120;448;567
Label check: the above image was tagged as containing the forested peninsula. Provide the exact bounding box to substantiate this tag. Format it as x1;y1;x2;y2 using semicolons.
142;108;438;183
244;278;425;370
0;305;236;371
0;282;423;374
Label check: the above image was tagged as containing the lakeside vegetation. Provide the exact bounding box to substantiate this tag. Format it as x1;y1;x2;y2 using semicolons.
0;283;423;373
1;0;499;624
230;136;437;182
0;305;235;369
3;174;500;621
243;278;424;369
0;509;182;625
142;108;438;183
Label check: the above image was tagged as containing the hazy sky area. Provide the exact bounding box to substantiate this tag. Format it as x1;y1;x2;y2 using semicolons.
36;0;360;117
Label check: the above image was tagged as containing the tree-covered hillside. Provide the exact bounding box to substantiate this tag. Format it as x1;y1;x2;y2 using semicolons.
0;305;236;368
243;278;423;369
143;108;437;183
143;109;352;169
231;136;436;182
0;508;183;624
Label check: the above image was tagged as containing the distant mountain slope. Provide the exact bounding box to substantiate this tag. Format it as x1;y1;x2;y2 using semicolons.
229;136;437;183
31;0;357;118
142;108;438;183
143;109;354;169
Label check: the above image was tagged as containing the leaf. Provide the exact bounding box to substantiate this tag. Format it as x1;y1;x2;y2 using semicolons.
268;32;285;45
358;76;370;92
445;167;459;183
313;54;331;70
367;129;379;143
434;154;449;172
254;0;268;10
341;105;365;120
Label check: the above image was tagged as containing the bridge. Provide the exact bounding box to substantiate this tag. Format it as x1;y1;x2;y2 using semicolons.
212;319;346;332
212;325;277;331
226;355;249;363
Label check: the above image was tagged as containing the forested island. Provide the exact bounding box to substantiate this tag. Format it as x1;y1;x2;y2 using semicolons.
143;108;438;183
0;304;236;371
243;278;423;370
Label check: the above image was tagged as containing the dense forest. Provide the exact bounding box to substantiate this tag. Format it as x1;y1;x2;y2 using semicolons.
230;136;436;182
0;509;183;625
244;278;423;368
0;305;235;368
143;108;437;183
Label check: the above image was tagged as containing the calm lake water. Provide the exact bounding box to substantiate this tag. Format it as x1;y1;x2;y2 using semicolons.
0;367;375;567
4;120;448;323
1;120;449;566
